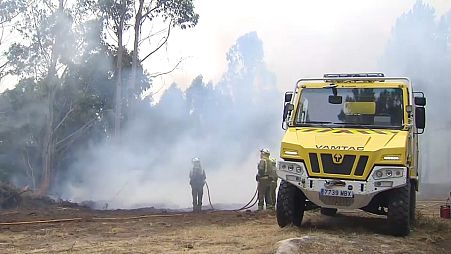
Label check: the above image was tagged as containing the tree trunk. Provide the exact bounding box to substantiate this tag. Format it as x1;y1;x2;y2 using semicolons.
114;0;126;139
38;84;56;195
127;0;144;110
36;0;63;196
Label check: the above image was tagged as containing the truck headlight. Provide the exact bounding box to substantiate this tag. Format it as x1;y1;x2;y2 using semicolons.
386;170;392;177
375;171;383;178
373;168;403;180
279;162;305;176
296;166;302;173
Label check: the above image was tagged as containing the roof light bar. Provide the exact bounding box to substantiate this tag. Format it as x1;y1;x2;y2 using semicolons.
324;73;385;78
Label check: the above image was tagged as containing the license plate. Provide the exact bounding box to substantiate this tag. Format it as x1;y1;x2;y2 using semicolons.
320;188;354;198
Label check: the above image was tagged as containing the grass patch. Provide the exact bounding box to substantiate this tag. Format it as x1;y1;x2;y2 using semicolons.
415;210;450;233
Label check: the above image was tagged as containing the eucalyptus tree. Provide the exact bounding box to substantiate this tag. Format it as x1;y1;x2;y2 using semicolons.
77;0;199;137
2;0;119;194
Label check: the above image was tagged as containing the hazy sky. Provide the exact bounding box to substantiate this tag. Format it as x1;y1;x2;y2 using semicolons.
148;0;451;96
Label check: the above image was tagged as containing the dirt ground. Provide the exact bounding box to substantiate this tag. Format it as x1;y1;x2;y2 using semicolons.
0;201;450;254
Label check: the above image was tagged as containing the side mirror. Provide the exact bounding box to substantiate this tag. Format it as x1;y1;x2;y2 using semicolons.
283;103;294;122
328;95;342;104
285;92;293;103
415;107;426;129
415;97;426;106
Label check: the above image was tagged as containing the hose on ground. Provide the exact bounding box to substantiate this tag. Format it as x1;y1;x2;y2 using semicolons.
204;181;258;212
205;181;214;210
233;188;258;211
0;214;184;226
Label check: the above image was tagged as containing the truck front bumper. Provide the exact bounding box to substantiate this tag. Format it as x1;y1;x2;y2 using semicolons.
276;161;407;209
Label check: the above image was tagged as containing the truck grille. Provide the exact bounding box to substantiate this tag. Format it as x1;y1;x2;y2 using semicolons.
319;195;355;206
309;153;369;177
321;154;355;174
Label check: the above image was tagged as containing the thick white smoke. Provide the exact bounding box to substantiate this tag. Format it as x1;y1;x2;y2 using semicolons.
380;1;451;197
59;32;284;209
58;1;451;208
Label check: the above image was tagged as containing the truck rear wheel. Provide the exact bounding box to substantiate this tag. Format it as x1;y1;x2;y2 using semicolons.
320;207;337;216
276;180;305;227
387;181;411;236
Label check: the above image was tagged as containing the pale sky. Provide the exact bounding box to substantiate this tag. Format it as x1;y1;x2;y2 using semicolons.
1;0;450;95
147;0;451;97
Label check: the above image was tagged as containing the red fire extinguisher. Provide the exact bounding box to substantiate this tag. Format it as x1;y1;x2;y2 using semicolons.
440;195;450;219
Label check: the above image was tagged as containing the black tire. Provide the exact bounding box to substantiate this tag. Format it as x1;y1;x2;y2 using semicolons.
410;181;416;225
276;180;305;227
387;181;411;236
320;207;337;216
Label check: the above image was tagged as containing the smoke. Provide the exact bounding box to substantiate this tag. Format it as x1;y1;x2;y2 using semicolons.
380;0;451;190
58;32;283;209
57;1;451;207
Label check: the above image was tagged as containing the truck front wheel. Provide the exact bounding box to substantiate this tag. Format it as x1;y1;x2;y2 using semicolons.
410;181;416;225
387;181;412;236
276;180;305;227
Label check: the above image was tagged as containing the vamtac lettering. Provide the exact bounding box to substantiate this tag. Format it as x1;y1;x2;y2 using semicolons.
316;145;364;151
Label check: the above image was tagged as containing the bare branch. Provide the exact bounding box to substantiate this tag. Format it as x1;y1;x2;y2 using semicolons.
140;19;172;63
105;25;119;44
53;104;74;133
0;72;9;80
138;27;166;46
141;4;159;22
42;0;56;11
149;58;183;78
0;11;22;26
0;60;10;72
22;149;36;190
0;24;5;44
55;118;96;147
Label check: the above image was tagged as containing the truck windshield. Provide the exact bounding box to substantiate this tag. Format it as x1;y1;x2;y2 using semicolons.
295;87;404;129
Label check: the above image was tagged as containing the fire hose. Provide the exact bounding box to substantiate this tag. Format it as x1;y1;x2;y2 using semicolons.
204;181;259;212
0;214;184;226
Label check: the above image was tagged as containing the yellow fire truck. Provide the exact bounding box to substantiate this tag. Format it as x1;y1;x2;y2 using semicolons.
276;73;426;236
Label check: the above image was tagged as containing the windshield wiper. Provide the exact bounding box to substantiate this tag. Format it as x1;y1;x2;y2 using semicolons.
297;121;333;127
332;122;373;127
332;122;400;129
304;121;333;124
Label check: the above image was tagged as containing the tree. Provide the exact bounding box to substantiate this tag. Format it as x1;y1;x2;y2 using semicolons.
2;0;140;194
0;0;27;80
381;0;451;183
79;0;199;137
127;0;199;104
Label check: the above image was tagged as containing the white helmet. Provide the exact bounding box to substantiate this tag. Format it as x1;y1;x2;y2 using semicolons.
260;148;270;155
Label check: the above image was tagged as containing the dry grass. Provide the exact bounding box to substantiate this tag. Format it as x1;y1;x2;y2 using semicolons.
0;202;450;253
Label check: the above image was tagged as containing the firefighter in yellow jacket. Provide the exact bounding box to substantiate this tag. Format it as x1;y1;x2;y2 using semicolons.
268;158;278;209
256;149;273;210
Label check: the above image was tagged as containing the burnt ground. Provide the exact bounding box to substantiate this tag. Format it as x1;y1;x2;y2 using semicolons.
0;200;449;253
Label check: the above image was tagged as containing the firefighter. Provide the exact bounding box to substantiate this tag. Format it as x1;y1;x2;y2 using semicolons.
189;157;206;212
256;149;273;210
268;158;278;210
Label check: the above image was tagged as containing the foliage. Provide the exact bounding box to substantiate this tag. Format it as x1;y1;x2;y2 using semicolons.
0;0;199;193
0;0;26;25
381;0;451;183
